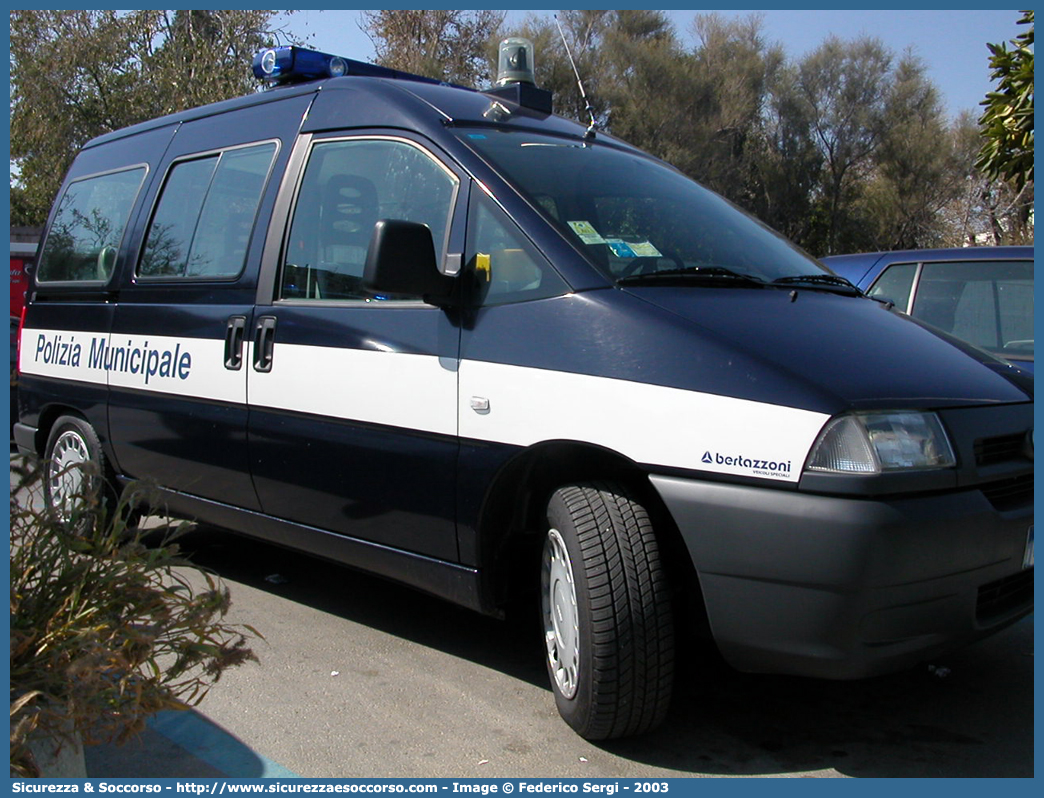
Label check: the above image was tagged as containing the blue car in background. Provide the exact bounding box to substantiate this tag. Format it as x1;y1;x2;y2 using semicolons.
822;246;1034;372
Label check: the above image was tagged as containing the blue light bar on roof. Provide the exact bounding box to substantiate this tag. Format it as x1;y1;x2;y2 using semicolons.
252;45;465;90
252;46;346;84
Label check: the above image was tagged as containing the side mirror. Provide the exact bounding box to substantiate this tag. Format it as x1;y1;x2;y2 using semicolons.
363;219;456;306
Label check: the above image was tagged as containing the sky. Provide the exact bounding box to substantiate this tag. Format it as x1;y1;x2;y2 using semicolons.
276;8;1025;122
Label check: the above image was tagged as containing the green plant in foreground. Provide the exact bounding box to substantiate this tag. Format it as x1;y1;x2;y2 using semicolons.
10;459;260;777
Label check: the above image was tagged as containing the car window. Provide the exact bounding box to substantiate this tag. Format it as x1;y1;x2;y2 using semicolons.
867;262;917;310
912;260;1033;360
37;167;147;283
464;189;568;306
455;129;822;284
281;137;458;302
139;142;276;279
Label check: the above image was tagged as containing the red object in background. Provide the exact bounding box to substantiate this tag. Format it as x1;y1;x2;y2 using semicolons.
11;257;29;317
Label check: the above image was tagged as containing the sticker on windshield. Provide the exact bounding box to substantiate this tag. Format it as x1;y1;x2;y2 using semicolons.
606;239;638;258
628;241;662;257
567;220;606;245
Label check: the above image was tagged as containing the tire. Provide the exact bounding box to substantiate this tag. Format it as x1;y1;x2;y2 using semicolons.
43;415;114;526
542;481;675;739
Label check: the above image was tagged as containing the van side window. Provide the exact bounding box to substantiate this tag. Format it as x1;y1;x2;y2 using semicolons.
465;190;568;306
139;142;276;279
281;138;458;301
36;167;146;283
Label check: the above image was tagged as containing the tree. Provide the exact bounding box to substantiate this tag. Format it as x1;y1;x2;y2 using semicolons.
680;13;785;206
10;10;290;226
977;10;1034;192
794;36;894;254
861;53;955;249
360;10;505;87
750;63;822;244
940;112;1031;246
596;11;696;168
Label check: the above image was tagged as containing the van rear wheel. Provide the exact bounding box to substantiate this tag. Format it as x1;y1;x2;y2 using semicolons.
44;415;112;525
542;482;674;739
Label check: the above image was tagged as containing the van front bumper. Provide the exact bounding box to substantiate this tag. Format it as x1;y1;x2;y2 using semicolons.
650;474;1033;679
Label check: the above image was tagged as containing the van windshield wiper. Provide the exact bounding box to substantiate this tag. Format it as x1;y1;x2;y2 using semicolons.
771;274;862;295
618;267;767;287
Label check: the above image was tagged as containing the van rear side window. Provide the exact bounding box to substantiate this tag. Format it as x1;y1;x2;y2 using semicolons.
36;166;146;283
139;142;277;280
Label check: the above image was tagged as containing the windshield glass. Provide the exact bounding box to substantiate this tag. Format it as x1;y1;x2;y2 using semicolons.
455;129;826;284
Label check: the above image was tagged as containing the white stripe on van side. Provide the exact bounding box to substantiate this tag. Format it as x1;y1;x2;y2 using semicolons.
458;359;827;482
19;328;245;404
248;342;460;437
21;328;829;481
249;344;828;482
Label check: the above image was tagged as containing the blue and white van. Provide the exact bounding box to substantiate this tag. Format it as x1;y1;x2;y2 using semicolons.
15;45;1033;740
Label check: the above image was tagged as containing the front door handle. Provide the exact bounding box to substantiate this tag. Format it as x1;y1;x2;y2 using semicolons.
224;315;246;370
253;316;277;373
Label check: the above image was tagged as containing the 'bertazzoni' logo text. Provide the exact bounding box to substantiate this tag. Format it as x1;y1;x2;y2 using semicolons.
702;450;792;479
34;333;192;385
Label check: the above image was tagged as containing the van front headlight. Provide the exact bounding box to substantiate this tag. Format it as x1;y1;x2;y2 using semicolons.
805;412;956;474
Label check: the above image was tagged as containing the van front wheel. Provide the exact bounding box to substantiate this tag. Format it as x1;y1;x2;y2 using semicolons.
542;482;675;739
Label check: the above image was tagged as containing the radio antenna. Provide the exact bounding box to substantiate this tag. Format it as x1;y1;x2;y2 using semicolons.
554;14;597;140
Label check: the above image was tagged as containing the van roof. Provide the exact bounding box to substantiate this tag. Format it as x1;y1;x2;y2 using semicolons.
83;72;606;152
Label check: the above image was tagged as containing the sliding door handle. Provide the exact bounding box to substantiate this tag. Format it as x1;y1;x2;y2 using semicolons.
253;316;277;373
224;315;246;370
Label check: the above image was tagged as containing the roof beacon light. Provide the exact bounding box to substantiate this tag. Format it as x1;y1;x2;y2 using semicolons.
252;46;347;85
496;38;536;86
486;37;552;114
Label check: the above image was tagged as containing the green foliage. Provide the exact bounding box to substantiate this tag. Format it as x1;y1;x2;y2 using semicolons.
595;11;694;165
977;11;1034;191
679;14;785;208
9;460;259;778
9;186;39;228
360;10;505;86
491;11;1033;252
861;54;956;249
13;9;1033;251
504;11;614;130
793;36;894;254
10;10;290;227
748;64;822;242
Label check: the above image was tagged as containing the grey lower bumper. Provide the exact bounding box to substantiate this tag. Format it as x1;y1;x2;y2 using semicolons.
13;421;38;457
651;475;1033;679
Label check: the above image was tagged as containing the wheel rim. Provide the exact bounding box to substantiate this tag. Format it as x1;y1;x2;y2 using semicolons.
542;527;580;699
47;429;91;518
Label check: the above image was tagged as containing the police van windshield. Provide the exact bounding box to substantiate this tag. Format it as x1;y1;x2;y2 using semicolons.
456;129;829;286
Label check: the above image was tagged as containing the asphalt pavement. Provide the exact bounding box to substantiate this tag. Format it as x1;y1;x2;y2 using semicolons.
12;454;1034;779
82;521;1034;780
